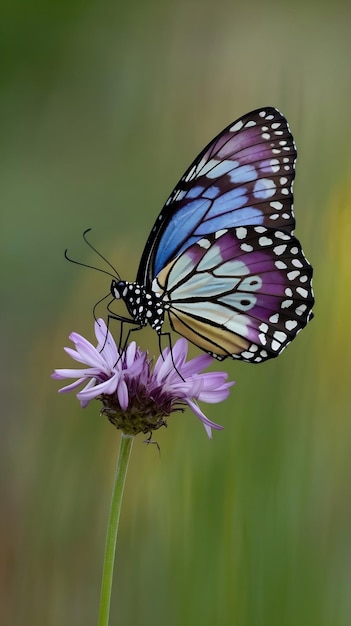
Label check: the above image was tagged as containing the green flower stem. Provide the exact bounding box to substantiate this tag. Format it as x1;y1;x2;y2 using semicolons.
98;433;134;626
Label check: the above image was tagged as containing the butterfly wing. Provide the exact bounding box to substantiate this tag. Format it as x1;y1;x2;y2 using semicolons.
137;107;297;287
153;226;314;362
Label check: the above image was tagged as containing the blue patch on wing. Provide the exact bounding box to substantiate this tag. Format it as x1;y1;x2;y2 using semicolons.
154;199;211;276
195;207;264;235
206;187;249;216
186;186;205;199
154;201;264;276
203;185;220;199
154;182;266;276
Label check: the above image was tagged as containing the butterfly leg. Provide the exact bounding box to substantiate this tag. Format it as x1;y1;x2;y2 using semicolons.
157;329;185;382
106;298;141;349
119;320;144;354
106;311;142;355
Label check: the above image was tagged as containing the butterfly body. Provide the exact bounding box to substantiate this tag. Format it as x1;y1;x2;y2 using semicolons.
111;107;314;363
111;280;165;332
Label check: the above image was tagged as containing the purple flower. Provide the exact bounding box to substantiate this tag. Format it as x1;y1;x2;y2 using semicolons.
52;319;234;438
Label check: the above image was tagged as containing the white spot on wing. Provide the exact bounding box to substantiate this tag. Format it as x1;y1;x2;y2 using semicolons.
236;227;247;239
198;238;211;249
270;159;280;173
285;320;298;330
287;270;300;280
275;231;290;240
273;243;286;254
270;201;283;210
273;330;287;342
258;333;267;345
215;229;228;239
253;178;276;199
259;236;273;247
296;304;307;315
241;351;255;359
275;260;287;269
297;287;308;298
240;243;253;252
230;120;243;131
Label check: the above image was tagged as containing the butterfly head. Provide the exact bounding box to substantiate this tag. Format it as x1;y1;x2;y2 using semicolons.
110;279;127;300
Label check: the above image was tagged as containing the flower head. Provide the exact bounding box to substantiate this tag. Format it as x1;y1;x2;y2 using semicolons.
52;319;234;438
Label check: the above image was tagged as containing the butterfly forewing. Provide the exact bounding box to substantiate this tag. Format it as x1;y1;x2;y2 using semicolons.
137;107;297;287
153;226;314;362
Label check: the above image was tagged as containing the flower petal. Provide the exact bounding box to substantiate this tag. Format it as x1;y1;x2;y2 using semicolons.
77;372;120;404
125;341;137;367
65;339;106;369
77;378;98;407
57;377;89;394
169;338;188;369
52;367;103;379
186;399;224;438
94;319;109;349
181;353;213;377
117;378;129;411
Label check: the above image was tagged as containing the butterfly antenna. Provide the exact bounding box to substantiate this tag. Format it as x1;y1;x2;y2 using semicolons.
64;248;117;279
83;229;121;280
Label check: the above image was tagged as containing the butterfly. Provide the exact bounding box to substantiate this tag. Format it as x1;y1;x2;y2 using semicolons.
111;107;314;363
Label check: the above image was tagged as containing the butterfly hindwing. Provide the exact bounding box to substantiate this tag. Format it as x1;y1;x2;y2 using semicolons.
153;226;314;362
137;107;297;287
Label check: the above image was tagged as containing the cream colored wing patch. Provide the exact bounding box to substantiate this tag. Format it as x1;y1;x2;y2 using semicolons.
169;309;250;356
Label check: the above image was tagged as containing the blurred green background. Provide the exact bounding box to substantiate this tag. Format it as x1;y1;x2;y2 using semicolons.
2;0;351;624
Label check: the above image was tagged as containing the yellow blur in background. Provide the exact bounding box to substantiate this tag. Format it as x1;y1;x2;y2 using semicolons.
2;1;351;625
